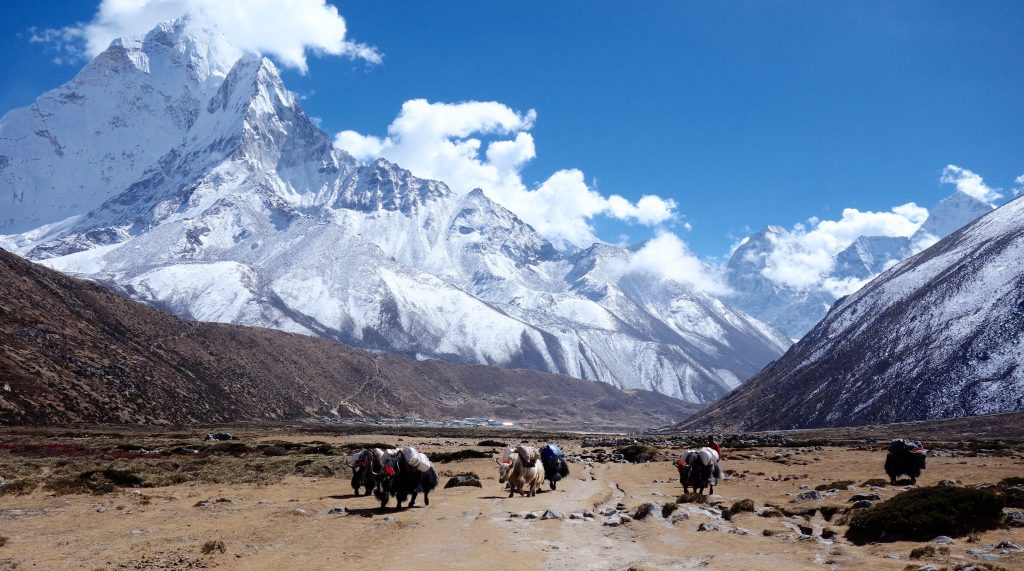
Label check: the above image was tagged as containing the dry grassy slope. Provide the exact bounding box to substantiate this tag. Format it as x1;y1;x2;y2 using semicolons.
0;249;697;427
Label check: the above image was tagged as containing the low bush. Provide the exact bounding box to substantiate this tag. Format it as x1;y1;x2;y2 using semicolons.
200;540;226;555
614;445;659;463
861;478;888;487
845;486;1005;544
730;499;755;513
430;449;493;463
815;480;854;491
477;440;507;448
908;545;934;559
676;492;707;504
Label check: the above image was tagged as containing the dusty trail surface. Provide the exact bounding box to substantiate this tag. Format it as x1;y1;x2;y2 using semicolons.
0;427;1023;570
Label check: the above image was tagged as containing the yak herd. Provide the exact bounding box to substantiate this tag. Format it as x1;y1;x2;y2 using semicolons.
346;439;927;510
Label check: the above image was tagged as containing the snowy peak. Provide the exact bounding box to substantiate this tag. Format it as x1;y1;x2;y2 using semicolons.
833;235;909;279
0;17;241;234
913;190;994;241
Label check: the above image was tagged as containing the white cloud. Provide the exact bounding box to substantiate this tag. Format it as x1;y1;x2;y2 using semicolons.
940;164;1003;204
1014;174;1024;197
760;203;928;290
627;232;731;295
31;0;379;72
333;98;677;247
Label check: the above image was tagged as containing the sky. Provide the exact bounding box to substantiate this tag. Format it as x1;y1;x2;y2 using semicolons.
1;0;1022;268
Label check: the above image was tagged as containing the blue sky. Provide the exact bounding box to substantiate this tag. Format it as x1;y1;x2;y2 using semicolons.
1;1;1022;258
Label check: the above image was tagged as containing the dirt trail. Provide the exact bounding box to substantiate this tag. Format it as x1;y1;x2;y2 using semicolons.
1;435;1023;570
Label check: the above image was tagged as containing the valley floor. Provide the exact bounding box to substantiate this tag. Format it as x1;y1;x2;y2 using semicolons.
0;426;1022;570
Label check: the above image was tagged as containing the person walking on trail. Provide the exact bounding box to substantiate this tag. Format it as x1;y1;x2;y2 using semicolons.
707;435;722;461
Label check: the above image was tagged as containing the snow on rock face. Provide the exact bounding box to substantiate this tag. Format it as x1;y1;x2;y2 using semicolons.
0;18;240;234
5;18;792;404
684;195;1024;429
725;192;994;340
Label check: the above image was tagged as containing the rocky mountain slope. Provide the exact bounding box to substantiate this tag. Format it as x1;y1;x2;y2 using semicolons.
679;195;1024;430
0;18;790;404
725;191;994;339
0;248;697;427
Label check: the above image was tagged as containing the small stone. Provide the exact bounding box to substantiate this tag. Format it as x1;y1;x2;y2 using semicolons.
697;521;720;532
96;507;107;513
820;528;837;540
598;507;617;516
524;511;539;520
798;484;809;489
620;514;632;523
796;490;823;501
129;529;143;536
1006;512;1024;527
932;535;955;545
582;509;595;518
729;527;750;535
568;512;584;520
604;515;622;527
849;493;881;502
540;509;564;520
757;507;784;518
708;494;724;505
0;477;5;487
327;507;348;515
850;500;874;509
940;479;958;486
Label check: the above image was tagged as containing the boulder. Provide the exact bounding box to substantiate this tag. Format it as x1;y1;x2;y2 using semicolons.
796;490;823;501
849;493;881;502
850;500;874;509
540;509;565;520
444;474;483;489
697;521;720;532
603;515;623;527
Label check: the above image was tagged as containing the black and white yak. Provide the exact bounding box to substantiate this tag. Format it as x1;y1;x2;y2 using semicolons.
675;448;723;495
884;439;926;485
373;452;438;510
348;448;380;496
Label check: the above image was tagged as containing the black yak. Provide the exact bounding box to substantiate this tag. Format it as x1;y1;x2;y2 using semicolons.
374;451;438;509
348;449;376;496
884;439;926;485
541;444;570;490
676;447;722;495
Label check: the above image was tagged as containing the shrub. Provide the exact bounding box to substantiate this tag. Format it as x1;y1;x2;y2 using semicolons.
477;440;507;447
677;492;707;504
0;479;37;496
661;502;678;518
430;449;493;463
845;486;1005;544
730;499;755;513
200;540;225;555
815;480;854;491
861;478;888;487
614;445;659;463
908;545;935;559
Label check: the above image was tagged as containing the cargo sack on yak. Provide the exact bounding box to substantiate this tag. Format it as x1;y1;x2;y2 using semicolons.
541;444;564;463
401;446;433;473
516;445;540;467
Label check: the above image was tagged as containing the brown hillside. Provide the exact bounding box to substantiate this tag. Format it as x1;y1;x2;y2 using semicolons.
0;249;696;428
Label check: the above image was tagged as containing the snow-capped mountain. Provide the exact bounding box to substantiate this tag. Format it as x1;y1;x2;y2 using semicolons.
0;18;239;234
0;19;791;404
681;194;1024;430
726;191;993;339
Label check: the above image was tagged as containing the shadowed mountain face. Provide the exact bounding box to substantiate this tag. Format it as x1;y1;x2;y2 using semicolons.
0;18;790;404
680;196;1024;431
0;248;697;428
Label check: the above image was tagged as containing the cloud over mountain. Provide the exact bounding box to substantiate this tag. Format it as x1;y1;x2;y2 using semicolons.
31;0;380;71
334;99;677;248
